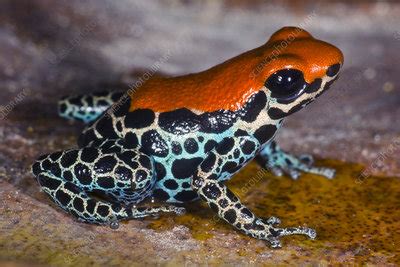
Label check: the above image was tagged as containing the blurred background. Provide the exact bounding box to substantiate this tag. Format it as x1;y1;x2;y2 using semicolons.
0;1;399;266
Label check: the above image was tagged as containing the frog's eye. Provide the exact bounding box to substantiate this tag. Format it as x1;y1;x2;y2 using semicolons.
265;69;306;101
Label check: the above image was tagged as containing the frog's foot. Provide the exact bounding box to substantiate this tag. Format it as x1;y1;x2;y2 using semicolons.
31;139;184;224
255;217;316;248
130;205;186;218
58;91;124;123
259;141;335;180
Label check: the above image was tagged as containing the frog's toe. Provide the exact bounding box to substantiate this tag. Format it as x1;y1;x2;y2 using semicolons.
299;154;314;166
269;163;301;180
270;166;284;177
265;225;316;248
163;206;186;216
268;237;282;249
109;220;120;230
297;164;336;179
173;206;186;216
288;168;301;180
318;167;336;179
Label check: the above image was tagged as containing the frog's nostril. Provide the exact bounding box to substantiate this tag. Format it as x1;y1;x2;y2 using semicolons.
326;64;341;77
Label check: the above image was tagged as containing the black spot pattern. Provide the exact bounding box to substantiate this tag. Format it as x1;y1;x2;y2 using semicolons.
241;91;267;122
115;166;132;181
38;175;61;190
241;140;256;155
175;190;198;202
78;129;98;148
124;109;155;129
59;103;67;113
114;97;131;117
135;170;147;182
216;138;235;155
94;156;117;173
159;109;201;135
97;176;115;189
326;64;340;77
224;209;237;224
116;121;123;132
125;132;139;147
184;138;199;154
97;205;110;217
141;130;169;157
171;141;182;155
202;183;222;199
164;179;178;190
96;116;119;139
153;188;170;201
56;190;71;206
218;198;229;208
286;99;309;116
80;147;99;163
234;129;248;137
155;162;166;181
63;170;73;182
307;78;322;93
267;108;286;120
200;153;216;173
221;161;239;173
86;200;96;214
50;152;62;161
61;150;79;168
118;151;138;168
171;158;202;179
158;108;237;135
204;140;217;153
73;197;84;212
139;155;152;169
74;163;92;185
241;208;253;219
253;125;277;144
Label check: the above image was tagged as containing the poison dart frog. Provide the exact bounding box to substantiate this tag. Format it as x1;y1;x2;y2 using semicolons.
32;27;343;248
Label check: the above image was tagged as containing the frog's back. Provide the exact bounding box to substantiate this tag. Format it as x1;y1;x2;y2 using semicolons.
127;51;263;114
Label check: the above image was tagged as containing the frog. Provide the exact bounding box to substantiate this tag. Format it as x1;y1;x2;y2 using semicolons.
31;27;343;248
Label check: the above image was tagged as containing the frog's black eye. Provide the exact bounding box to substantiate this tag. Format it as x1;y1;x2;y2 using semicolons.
265;69;306;101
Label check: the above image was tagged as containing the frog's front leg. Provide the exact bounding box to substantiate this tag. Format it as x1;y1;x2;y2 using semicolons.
191;137;316;248
31;139;184;224
258;141;335;180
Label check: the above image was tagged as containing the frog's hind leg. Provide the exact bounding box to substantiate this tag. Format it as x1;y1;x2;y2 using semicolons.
58;91;124;123
31;139;184;224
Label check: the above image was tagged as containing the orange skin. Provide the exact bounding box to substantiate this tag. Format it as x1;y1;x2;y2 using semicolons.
129;27;344;113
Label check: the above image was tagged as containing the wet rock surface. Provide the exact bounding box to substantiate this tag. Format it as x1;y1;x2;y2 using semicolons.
0;1;399;265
